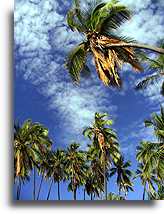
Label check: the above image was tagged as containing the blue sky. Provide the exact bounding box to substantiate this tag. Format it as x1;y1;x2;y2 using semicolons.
14;0;164;200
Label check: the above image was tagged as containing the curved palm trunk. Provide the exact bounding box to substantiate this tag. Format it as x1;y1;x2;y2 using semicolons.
37;174;44;200
47;179;53;200
33;167;36;200
106;43;164;54
57;181;60;200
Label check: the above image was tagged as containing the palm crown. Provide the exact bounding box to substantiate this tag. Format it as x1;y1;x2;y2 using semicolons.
66;0;164;87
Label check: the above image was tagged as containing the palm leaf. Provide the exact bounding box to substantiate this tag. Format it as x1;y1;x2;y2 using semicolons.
65;42;88;83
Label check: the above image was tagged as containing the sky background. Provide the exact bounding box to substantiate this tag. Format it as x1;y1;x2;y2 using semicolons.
14;0;164;200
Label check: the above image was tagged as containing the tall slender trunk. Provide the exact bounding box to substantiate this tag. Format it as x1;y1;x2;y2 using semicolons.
73;188;77;200
37;174;44;200
83;189;86;200
103;155;107;200
47;179;53;200
16;177;21;200
91;193;93;200
57;181;60;200
118;185;121;196
143;184;146;200
106;43;164;54
33;167;36;200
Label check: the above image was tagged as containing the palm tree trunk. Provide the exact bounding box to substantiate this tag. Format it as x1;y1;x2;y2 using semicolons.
57;181;60;200
37;174;44;200
83;189;86;200
91;193;93;200
16;177;21;200
47;179;53;200
33;167;36;200
118;185;121;196
106;43;164;54
73;188;77;200
143;184;146;200
103;155;107;200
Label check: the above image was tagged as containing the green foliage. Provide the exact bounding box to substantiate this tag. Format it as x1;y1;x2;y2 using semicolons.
110;156;133;195
65;42;88;83
107;192;125;200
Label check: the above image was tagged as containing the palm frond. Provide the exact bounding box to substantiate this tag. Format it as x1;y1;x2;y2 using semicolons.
65;42;89;83
90;0;131;32
135;73;161;90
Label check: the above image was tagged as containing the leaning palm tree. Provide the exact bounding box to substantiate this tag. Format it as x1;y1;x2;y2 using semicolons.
136;43;164;95
66;0;164;87
83;112;120;200
65;143;87;200
110;156;133;197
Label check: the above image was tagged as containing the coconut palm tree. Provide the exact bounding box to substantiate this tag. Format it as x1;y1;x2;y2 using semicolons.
66;0;164;87
83;112;120;200
107;192;125;200
14;120;35;200
144;106;164;143
135;163;157;200
47;149;66;200
136;140;164;200
149;184;164;200
65;143;87;200
110;156;133;197
36;151;52;200
136;43;164;95
14;119;52;200
85;145;104;200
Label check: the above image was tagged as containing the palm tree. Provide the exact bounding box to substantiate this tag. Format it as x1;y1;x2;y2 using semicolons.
107;192;125;200
14;120;52;200
135;163;157;200
144;106;164;143
83;112;120;200
47;149;65;200
110;156;133;197
85;145;104;200
136;43;164;95
136;140;164;200
14;120;35;200
36;151;52;200
66;0;164;87
149;184;164;200
65;143;87;200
